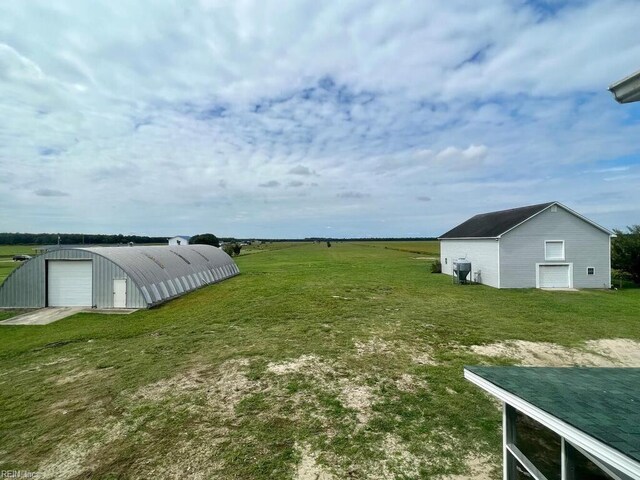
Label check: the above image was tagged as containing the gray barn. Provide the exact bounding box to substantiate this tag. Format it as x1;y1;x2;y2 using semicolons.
0;245;239;309
439;202;613;289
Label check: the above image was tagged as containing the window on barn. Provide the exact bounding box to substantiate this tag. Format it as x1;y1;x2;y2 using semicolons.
587;267;595;275
545;241;564;261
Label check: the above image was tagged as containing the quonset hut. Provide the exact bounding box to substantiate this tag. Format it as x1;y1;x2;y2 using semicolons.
0;245;239;309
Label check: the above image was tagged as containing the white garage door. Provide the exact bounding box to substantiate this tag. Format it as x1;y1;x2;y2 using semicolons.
539;265;570;288
48;261;93;306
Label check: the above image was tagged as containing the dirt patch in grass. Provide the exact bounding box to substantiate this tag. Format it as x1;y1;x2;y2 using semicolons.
338;382;375;424
585;339;640;365
470;338;640;366
134;358;258;418
52;367;109;385
267;354;331;376
38;359;261;479
374;433;422;479
393;373;428;392
37;417;129;480
354;337;393;356
411;350;438;366
295;444;334;480
269;354;378;425
438;453;493;480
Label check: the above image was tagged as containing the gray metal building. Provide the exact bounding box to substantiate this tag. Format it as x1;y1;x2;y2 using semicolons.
0;245;239;309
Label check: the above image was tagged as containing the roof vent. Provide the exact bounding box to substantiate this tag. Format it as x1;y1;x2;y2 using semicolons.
550;205;558;213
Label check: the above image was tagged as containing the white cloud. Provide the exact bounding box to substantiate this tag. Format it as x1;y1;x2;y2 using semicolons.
0;0;639;237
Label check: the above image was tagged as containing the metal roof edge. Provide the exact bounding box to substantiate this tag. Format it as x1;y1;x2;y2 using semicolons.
464;368;640;478
437;237;498;240
609;69;640;104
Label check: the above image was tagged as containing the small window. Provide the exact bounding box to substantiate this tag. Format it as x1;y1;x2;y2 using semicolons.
587;267;595;275
445;258;448;264
545;241;564;261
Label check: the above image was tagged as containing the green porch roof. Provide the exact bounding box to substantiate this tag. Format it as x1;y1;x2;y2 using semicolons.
466;367;640;463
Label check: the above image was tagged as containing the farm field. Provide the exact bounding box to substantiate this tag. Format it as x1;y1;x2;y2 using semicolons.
1;242;639;479
0;245;37;284
350;240;440;256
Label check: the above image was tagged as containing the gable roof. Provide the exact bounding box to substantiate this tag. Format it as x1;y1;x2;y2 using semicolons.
170;235;191;240
439;201;612;239
439;202;554;239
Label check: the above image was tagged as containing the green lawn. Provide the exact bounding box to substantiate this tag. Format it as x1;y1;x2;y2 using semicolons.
0;242;639;479
0;245;37;284
350;240;440;256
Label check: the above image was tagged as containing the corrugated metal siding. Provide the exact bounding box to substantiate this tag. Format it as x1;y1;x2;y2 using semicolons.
0;245;238;308
440;239;500;288
499;206;611;288
0;256;46;307
44;249;141;308
76;245;239;307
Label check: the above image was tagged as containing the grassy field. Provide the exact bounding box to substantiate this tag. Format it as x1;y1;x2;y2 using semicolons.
350;241;440;256
0;242;639;479
0;245;37;284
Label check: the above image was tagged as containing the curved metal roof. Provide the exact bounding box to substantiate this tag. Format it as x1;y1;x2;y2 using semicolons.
78;245;239;306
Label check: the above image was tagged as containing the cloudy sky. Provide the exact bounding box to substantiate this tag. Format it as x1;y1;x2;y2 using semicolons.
1;1;639;238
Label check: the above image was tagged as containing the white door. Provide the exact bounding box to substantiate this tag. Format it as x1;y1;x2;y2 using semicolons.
539;265;570;288
48;261;93;306
113;279;127;308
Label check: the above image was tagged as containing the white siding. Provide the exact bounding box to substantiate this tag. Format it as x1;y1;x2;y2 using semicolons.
440;239;500;288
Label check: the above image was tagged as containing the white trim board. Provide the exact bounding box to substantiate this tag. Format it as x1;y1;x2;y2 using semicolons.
464;369;640;479
544;240;565;261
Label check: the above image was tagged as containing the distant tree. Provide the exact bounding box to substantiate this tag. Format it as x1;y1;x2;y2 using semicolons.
326;241;331;248
190;233;220;247
233;243;242;256
612;225;640;284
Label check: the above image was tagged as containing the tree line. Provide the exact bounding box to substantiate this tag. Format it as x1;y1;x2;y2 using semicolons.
0;232;169;245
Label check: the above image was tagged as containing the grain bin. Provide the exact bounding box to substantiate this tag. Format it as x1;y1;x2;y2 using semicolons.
453;258;472;284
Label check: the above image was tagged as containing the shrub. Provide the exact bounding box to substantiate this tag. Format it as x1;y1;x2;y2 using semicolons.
612;225;640;284
431;259;442;273
222;243;242;257
190;233;220;247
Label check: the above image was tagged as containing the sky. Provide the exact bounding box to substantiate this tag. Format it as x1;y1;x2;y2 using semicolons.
1;0;640;238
